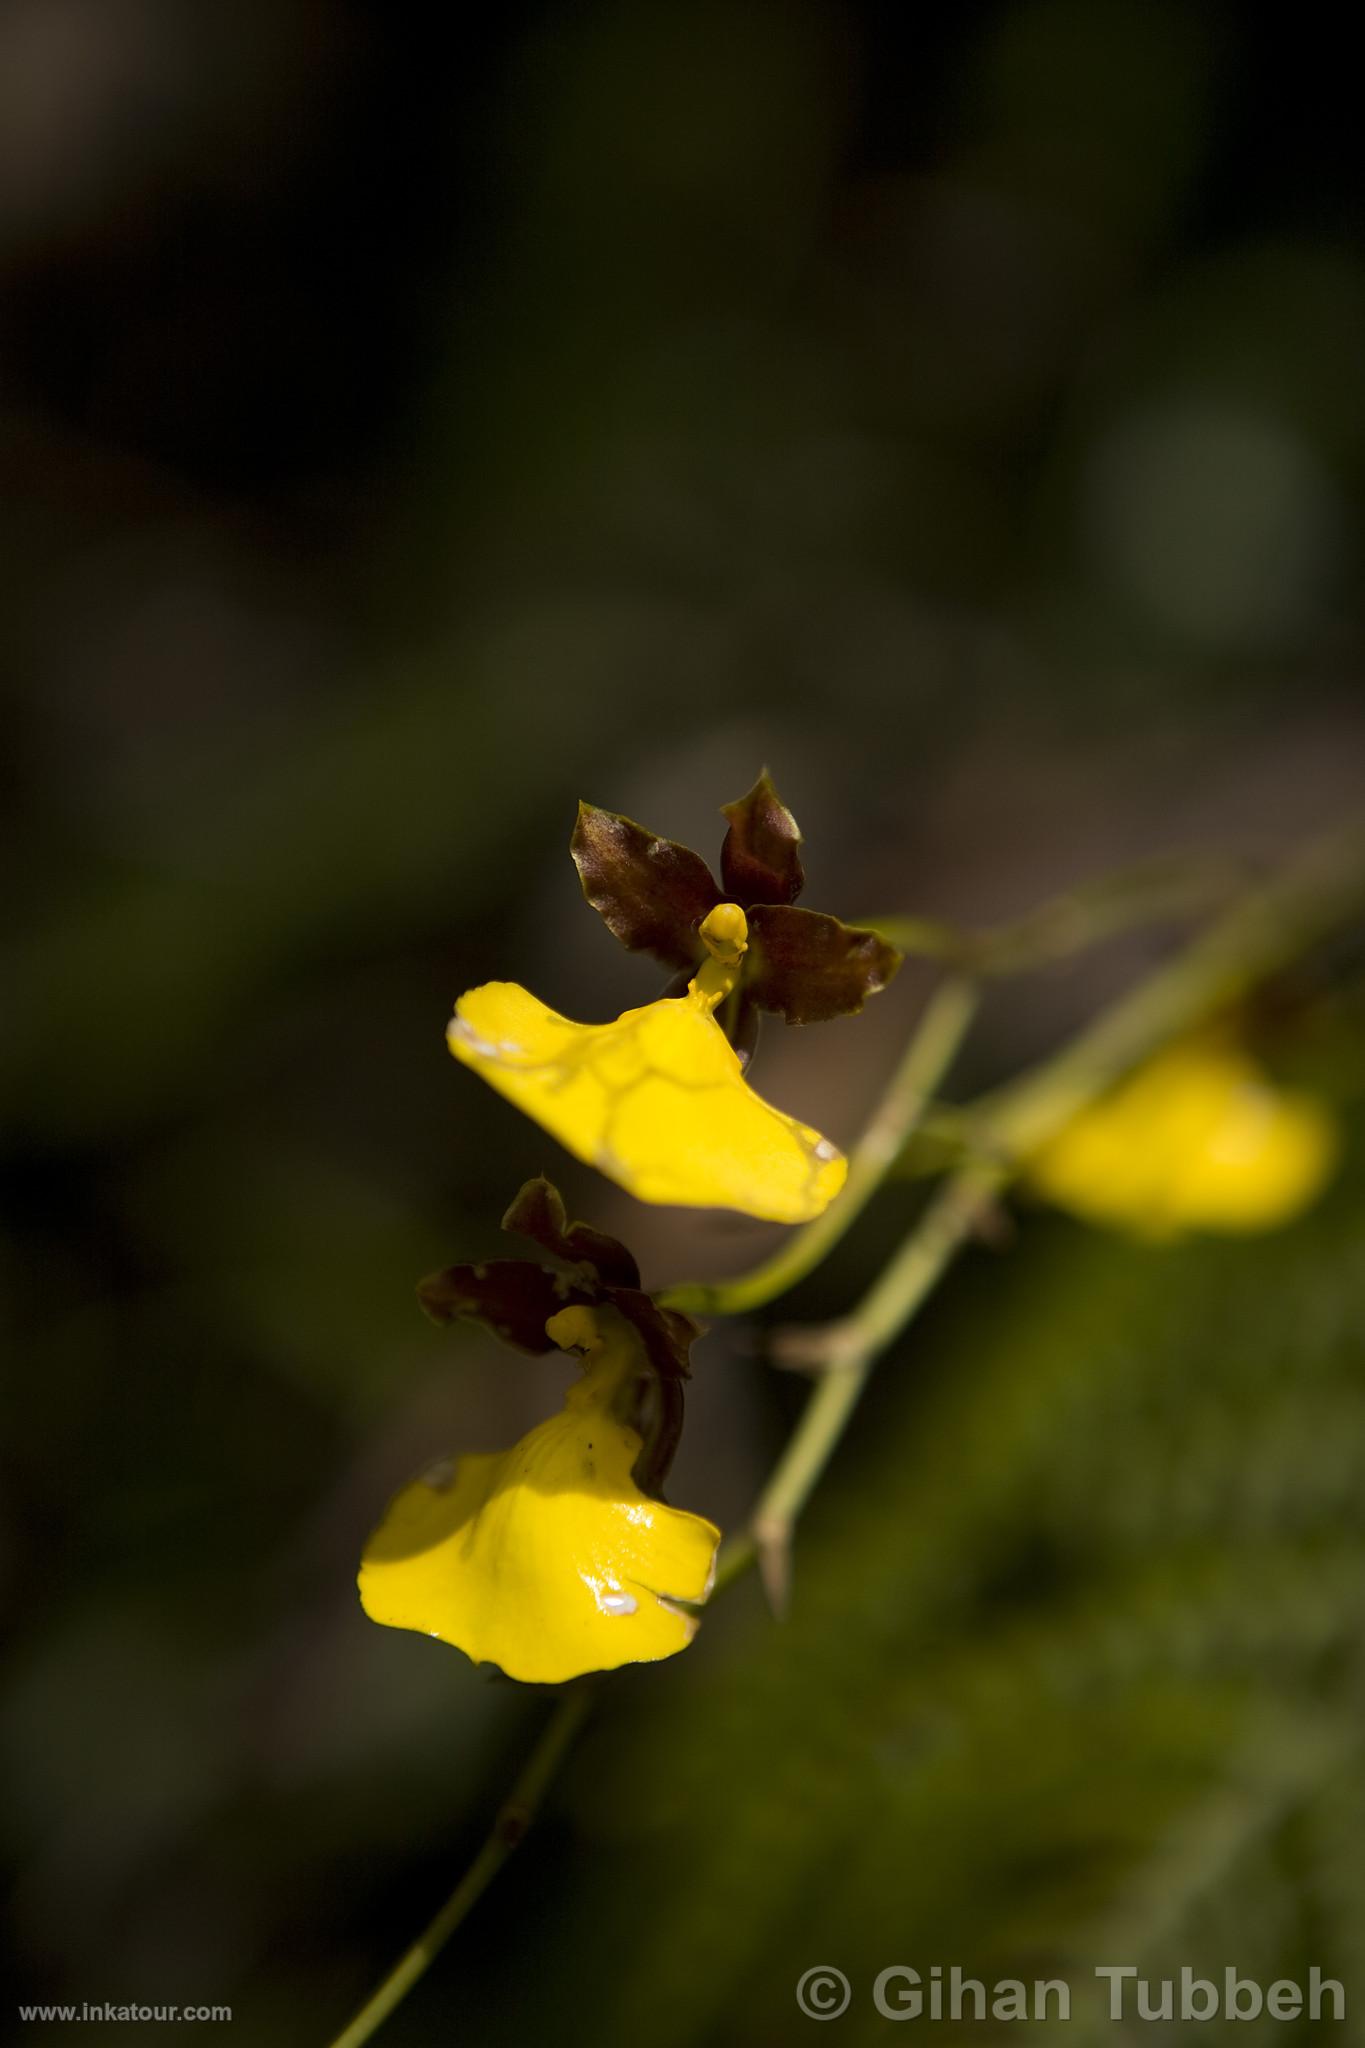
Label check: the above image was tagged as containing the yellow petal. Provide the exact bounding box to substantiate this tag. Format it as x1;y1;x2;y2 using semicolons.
447;981;847;1223
359;1308;720;1685
1029;1043;1339;1240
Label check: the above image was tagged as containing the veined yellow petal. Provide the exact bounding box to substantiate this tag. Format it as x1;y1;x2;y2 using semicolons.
1029;1043;1339;1240
447;981;847;1223
359;1308;719;1684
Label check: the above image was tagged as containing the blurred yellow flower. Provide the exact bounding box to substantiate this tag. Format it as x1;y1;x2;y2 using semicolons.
448;904;847;1223
1028;1041;1339;1240
359;1305;720;1685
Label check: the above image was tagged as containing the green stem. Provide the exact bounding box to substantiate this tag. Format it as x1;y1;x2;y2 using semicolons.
327;1688;593;2048
981;820;1365;1158
714;1156;1006;1609
661;974;980;1318
870;848;1253;976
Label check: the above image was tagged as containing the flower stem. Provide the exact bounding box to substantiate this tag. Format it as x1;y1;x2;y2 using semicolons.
980;819;1365;1158
869;848;1252;975
661;973;980;1318
713;1155;1006;1609
326;1687;593;2048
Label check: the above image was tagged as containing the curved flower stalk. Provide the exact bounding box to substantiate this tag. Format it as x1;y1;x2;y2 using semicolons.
359;1182;719;1684
447;776;901;1222
1027;1039;1339;1240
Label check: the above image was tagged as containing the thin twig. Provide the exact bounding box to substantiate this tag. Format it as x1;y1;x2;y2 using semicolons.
327;1687;593;2048
724;1156;1007;1612
869;849;1254;976
980;820;1365;1158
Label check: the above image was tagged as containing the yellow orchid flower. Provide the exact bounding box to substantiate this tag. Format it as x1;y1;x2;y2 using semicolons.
359;1304;720;1685
1028;1040;1339;1240
448;905;847;1223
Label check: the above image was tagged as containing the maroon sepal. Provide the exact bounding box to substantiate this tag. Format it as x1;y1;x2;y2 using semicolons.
746;903;903;1024
501;1175;640;1289
421;1177;698;1501
613;1287;701;1382
720;771;805;906
571;801;720;969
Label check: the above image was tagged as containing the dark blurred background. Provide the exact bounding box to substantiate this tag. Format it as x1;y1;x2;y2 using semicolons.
5;3;1365;2042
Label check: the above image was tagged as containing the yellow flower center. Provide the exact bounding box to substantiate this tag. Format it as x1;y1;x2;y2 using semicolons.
692;901;748;1007
544;1303;643;1424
